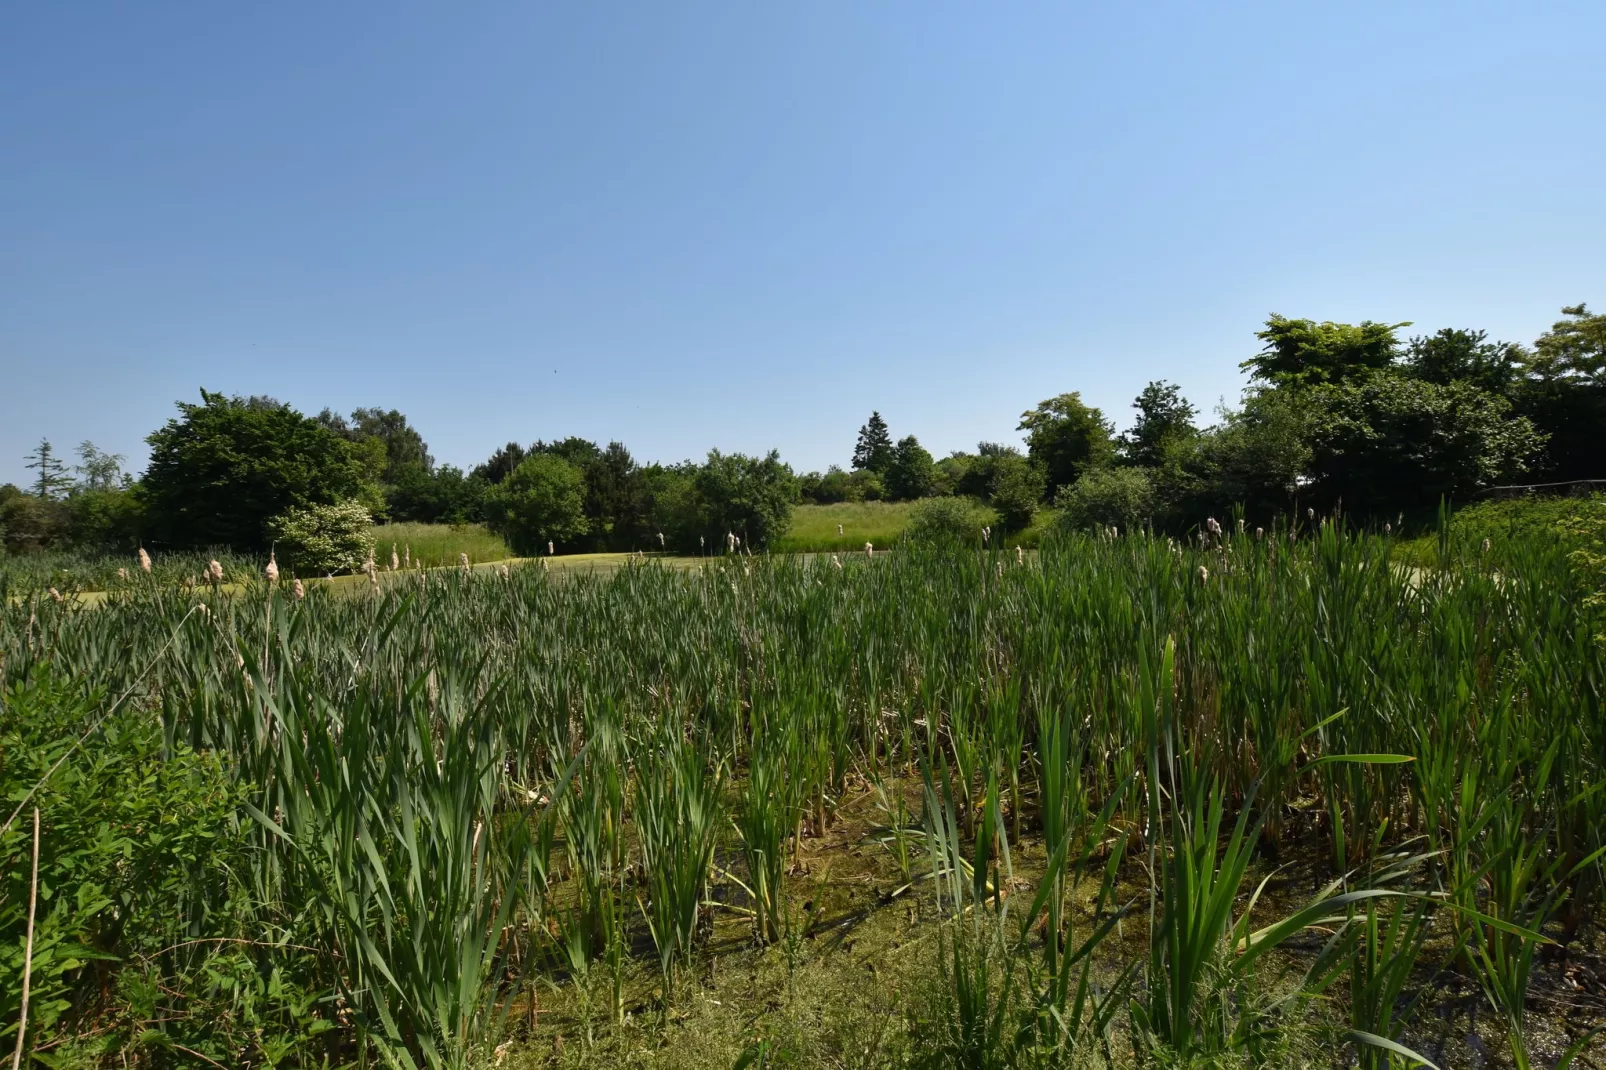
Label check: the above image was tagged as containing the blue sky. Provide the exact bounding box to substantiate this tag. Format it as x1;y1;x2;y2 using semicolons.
3;2;1603;487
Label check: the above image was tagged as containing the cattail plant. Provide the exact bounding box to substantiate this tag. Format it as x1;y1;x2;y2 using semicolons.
137;546;152;572
117;567;129;581
548;541;554;556
207;559;224;586
293;578;305;600
865;541;873;557
265;553;279;585
460;552;471;574
390;544;399;571
837;523;844;536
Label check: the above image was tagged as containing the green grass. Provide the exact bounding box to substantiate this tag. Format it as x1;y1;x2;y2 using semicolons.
776;500;1058;552
371;521;510;567
773;501;925;552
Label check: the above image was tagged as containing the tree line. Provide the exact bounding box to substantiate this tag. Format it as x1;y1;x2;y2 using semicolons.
1;304;1601;561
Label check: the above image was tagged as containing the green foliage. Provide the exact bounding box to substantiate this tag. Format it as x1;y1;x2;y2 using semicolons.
691;449;797;550
1054;466;1156;533
1244;314;1408;386
482;453;590;555
142;390;366;550
1305;372;1543;515
267;498;376;574
852;411;895;474
64;487;144;550
903;497;989;547
985;452;1044;532
1017;392;1115;496
1404;328;1522;394
1527;302;1606;385
0;494;71;555
1120;380;1198;468
885;435;938;501
23;439;72;501
798;465;885;504
0;667;328;1066
388;463;488;524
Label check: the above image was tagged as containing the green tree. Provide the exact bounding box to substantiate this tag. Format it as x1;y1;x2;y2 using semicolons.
141;391;366;550
884;435;938;500
473;442;528;485
1512;304;1606;482
1018;393;1115;496
852;412;895;474
1305;373;1543;516
388;465;486;524
987;452;1045;532
1243;315;1408;386
693;449;798;550
1527;303;1606;385
23;439;71;500
482;454;589;555
0;494;70;554
1121;381;1198;468
1403;329;1521;395
73;441;128;492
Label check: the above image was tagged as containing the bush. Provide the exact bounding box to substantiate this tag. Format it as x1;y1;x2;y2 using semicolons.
0;495;70;554
1055;467;1156;533
904;497;989;547
988;456;1045;532
266;499;375;574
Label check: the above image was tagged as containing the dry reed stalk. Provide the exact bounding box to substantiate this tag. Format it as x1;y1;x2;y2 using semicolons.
10;808;39;1070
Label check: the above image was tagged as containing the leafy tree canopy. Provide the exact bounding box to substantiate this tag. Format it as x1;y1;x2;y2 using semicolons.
1121;381;1198;468
481;454;590;555
885;436;938;501
142;390;365;550
1018;392;1115;496
693;449;798;550
1244;315;1408;386
1305;373;1543;515
1526;303;1606;386
1403;329;1523;395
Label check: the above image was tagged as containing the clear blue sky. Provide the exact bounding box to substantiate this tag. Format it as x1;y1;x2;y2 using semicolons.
3;2;1603;487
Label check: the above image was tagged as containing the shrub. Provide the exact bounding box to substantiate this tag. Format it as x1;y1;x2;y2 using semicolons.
988;456;1045;532
266;499;375;574
904;497;989;547
1054;467;1156;533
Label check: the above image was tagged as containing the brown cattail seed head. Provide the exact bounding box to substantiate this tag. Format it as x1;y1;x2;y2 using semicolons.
293;578;305;600
865;541;873;557
1307;507;1315;520
540;558;549;571
1016;545;1024;564
657;531;665;547
837;524;844;536
1384;522;1392;534
1481;538;1491;553
1197;564;1209;584
137;547;152;572
48;587;63;603
832;554;842;569
391;545;399;571
208;559;224;584
1255;527;1264;540
547;541;554;556
404;544;411;567
499;563;510;578
265;553;279;584
459;552;471;573
117;567;129;581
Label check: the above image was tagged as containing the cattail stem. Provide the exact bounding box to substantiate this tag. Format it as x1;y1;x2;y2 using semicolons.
11;807;40;1070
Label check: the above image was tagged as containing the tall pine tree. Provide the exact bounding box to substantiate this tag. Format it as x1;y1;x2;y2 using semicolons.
852;412;894;474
